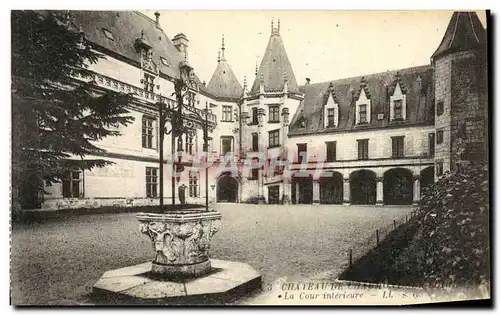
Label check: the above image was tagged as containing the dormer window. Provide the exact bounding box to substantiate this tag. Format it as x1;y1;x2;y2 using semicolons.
326;109;335;127
359;104;368;124
323;83;339;128
143;73;155;92
355;80;371;125
389;78;407;121
394;100;403;119
102;28;114;41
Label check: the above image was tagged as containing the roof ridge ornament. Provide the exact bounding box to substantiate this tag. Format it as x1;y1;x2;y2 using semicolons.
389;71;407;95
271;18;280;35
358;76;371;99
220;34;226;61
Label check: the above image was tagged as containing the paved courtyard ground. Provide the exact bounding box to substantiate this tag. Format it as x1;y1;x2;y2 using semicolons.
11;204;413;305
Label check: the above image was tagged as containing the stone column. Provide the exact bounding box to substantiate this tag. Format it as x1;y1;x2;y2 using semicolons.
295;182;300;204
413;175;420;206
343;178;350;206
376;176;384;206
313;179;320;205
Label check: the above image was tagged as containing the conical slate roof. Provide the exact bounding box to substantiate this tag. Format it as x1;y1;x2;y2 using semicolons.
206;36;243;100
432;11;486;59
250;22;298;94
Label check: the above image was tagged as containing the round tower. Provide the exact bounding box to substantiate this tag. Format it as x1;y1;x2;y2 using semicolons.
431;11;487;177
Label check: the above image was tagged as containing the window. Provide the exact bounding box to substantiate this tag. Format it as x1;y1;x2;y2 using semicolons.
102;28;114;40
273;159;285;175
437;100;444;116
268;129;280;148
249;157;259;180
428;133;435;157
142;116;156;149
185;134;194;155
392;136;405;158
143;73;155;92
160;57;171;67
189;171;199;198
222;105;233;122
357;139;369;160
393;100;403;120
187;91;196;107
436;161;444;176
326;108;335;127
146;167;158;198
252;133;259;152
62;170;82;198
251;107;258;125
269;105;280;123
297;143;307;164
221;136;233;155
326;141;336;162
359;104;367;124
268;186;280;204
436;130;444;144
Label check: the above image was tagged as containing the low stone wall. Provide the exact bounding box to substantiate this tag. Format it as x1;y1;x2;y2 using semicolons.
39;197;203;211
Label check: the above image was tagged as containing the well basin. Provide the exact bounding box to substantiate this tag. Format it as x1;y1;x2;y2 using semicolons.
137;208;222;278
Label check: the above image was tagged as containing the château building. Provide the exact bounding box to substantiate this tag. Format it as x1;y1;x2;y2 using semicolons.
30;10;487;210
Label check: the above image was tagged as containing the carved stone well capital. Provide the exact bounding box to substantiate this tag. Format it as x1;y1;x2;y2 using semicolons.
137;209;222;278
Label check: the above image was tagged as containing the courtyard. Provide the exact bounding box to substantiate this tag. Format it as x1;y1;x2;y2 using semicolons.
11;204;413;305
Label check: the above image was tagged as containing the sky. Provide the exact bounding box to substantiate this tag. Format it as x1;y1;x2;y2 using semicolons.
142;11;487;88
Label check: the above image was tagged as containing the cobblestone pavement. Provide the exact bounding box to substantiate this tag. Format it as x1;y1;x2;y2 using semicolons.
11;204;413;305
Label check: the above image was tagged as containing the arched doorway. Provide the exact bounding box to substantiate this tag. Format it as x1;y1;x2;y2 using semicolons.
291;173;313;204
420;166;435;195
383;168;413;205
216;172;239;203
350;170;376;205
320;172;343;204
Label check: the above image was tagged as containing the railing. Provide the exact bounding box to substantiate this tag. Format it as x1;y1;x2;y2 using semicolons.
73;71;218;125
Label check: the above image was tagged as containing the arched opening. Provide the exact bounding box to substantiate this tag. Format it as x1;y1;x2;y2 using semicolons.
420;166;435;195
216;172;239;203
383;168;413;205
291;173;313;204
320;172;343;204
350;170;376;205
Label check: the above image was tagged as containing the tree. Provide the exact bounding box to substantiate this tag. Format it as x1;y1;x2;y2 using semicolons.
11;10;134;210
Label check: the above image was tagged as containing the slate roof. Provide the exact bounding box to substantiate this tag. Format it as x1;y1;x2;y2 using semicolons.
288;65;435;136
206;43;243;101
69;11;184;78
432;11;487;60
56;11;209;95
250;26;298;94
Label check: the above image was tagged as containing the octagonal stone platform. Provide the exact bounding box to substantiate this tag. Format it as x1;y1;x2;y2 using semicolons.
92;259;262;305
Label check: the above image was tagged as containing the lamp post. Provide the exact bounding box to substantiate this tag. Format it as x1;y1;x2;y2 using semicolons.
203;101;210;212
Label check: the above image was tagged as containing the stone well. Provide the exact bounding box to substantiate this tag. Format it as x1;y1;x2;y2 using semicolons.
137;210;222;278
93;208;262;304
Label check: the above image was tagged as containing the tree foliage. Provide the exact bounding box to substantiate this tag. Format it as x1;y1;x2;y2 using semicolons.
393;161;490;292
12;10;134;208
417;162;489;288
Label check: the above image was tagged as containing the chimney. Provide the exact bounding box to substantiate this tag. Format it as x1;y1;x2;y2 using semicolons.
154;11;160;27
305;78;311;85
172;33;189;61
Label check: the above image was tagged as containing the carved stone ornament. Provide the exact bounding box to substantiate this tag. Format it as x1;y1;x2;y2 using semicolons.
137;210;222;277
